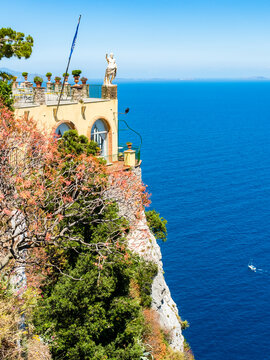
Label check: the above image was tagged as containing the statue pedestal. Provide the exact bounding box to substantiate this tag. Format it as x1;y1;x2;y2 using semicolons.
102;85;117;100
33;88;46;105
71;85;83;102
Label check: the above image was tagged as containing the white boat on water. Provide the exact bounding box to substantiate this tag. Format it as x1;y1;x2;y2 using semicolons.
248;261;256;272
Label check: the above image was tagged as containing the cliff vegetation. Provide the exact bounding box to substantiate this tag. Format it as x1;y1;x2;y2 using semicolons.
0;101;193;359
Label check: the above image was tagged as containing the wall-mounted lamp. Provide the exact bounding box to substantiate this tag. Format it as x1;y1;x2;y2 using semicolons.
53;108;58;121
81;106;86;119
118;107;130;115
114;108;130;116
24;111;30;121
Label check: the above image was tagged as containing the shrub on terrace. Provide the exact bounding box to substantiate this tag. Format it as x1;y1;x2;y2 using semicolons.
58;129;98;156
34;76;43;84
0;80;13;109
72;69;82;77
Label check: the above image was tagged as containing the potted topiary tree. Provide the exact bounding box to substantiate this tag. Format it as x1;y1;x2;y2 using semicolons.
126;142;132;149
34;76;43;88
46;72;52;82
72;70;82;84
55;76;61;85
81;77;88;85
63;72;69;83
22;72;28;82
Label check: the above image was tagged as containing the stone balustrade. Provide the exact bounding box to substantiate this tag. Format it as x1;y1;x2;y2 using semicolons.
12;81;117;107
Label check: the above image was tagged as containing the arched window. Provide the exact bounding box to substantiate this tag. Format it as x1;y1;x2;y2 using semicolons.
91;119;108;157
55;123;72;137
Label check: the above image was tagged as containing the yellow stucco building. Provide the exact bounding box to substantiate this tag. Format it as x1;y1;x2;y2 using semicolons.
13;82;138;165
13;81;139;167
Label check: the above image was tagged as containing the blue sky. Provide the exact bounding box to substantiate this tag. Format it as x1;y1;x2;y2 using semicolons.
1;0;270;79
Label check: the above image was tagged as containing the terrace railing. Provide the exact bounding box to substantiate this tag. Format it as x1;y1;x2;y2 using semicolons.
100;145;140;167
12;86;35;106
45;84;72;103
12;82;104;106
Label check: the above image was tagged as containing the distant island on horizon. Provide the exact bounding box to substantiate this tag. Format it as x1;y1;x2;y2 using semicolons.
1;67;270;82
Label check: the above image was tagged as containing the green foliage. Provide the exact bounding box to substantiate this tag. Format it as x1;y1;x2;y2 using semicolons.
0;71;14;82
0;28;33;60
33;201;153;359
46;72;52;77
0;280;21;358
146;210;168;242
34;252;146;360
72;69;82;77
0;80;13;109
0;27;33;110
63;72;69;77
54;76;61;81
32;132;158;359
34;76;43;83
58;129;98;156
181;320;189;330
22;72;28;77
133;261;158;308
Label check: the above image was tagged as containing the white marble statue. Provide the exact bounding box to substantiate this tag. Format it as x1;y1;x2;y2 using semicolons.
104;53;117;85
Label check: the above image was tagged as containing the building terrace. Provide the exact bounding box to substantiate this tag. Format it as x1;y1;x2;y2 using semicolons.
13;79;140;169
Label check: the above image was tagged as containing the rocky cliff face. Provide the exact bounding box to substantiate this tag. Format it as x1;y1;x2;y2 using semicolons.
107;167;184;351
128;212;184;351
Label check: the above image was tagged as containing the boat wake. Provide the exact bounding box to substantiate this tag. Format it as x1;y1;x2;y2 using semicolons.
248;260;268;274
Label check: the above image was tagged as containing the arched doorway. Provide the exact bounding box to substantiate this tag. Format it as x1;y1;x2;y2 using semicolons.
55;123;73;137
91;119;108;157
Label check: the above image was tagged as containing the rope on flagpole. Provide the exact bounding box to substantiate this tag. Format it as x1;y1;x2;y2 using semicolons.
55;15;82;120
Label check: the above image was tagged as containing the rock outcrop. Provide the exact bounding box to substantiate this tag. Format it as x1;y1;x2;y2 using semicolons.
107;166;184;351
128;212;184;351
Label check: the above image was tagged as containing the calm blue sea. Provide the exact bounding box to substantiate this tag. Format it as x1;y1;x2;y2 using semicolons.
118;81;270;360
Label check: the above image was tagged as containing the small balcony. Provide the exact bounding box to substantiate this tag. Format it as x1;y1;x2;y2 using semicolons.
117;143;140;163
100;144;141;171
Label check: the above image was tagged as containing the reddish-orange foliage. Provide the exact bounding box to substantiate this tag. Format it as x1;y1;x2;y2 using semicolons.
143;309;167;360
110;169;150;208
0;101;150;276
108;169;151;233
0;101;107;272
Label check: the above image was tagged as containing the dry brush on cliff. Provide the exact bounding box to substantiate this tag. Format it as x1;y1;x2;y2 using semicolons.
0;103;139;275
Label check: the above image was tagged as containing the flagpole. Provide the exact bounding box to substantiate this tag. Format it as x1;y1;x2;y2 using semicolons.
55;15;82;119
